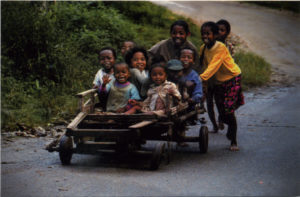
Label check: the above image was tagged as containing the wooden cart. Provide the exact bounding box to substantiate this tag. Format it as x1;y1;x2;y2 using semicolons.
50;89;208;170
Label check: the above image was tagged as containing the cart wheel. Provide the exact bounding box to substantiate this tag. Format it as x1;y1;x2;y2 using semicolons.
150;142;165;170
199;126;208;154
59;135;73;165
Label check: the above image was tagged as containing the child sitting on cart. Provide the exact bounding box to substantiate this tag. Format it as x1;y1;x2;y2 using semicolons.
179;48;203;107
98;62;141;114
129;63;181;116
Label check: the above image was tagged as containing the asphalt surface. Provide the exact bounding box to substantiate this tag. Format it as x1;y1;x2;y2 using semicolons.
2;1;300;197
2;84;300;196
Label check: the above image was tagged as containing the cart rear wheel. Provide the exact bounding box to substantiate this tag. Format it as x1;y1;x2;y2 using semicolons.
59;135;73;165
150;142;165;170
199;126;208;153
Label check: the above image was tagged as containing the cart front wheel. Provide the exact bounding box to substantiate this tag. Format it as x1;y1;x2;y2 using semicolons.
150;142;165;170
199;126;208;153
59;135;73;165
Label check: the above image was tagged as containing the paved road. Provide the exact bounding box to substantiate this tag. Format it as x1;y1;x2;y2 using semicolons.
2;84;300;196
2;2;300;196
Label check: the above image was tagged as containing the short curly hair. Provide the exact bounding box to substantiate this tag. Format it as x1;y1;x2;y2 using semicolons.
201;21;219;36
125;47;149;68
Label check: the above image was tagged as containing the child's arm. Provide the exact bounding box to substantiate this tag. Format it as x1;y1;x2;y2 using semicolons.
168;83;182;101
98;75;112;107
189;72;203;104
200;45;227;81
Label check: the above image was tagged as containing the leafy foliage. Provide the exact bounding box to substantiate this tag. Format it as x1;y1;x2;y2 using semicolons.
1;1;270;130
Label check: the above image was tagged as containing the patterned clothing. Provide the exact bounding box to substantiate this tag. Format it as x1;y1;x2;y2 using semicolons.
222;75;244;114
142;80;181;116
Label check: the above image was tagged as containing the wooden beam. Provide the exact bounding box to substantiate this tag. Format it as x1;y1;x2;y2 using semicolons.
76;89;97;98
129;120;157;129
67;112;88;130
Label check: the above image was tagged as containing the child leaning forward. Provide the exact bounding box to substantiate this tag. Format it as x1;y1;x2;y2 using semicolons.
200;21;244;151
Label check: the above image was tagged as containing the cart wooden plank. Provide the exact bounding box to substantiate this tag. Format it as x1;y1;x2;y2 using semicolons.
129;120;158;129
67;112;88;130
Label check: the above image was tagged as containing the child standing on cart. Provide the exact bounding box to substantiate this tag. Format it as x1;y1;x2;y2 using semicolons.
93;47;116;89
98;62;141;114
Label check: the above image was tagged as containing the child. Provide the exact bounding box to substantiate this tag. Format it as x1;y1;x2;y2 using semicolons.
99;62;141;114
125;47;149;92
148;20;200;73
121;41;136;58
216;19;235;57
140;63;181;116
206;19;234;133
179;47;203;106
165;59;189;147
93;47;116;89
199;21;244;151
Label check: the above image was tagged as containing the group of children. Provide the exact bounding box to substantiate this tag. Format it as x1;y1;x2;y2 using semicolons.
92;19;244;151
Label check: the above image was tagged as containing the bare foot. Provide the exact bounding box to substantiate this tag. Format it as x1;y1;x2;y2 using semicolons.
229;144;239;151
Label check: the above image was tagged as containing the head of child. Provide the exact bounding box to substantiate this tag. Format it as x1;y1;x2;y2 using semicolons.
149;64;167;86
99;47;117;73
125;47;148;72
113;62;130;84
179;48;196;72
166;59;184;83
201;22;219;49
121;41;136;57
216;19;231;43
170;20;191;48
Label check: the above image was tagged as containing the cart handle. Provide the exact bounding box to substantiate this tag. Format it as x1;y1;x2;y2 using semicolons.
76;89;98;113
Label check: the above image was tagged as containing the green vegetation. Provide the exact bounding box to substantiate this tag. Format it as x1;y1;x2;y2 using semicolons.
235;51;271;89
246;1;300;13
1;1;270;130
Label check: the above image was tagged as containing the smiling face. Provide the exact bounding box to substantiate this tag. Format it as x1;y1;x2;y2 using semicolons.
171;25;189;47
151;66;167;85
131;52;147;72
114;63;130;84
180;49;194;70
201;26;216;48
99;50;115;72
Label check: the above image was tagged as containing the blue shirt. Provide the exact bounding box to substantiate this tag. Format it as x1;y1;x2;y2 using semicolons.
180;69;203;104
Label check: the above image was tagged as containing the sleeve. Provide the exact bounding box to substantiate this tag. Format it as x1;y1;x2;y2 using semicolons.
170;83;181;100
130;84;141;101
131;68;147;84
93;70;101;87
190;72;203;103
200;47;226;81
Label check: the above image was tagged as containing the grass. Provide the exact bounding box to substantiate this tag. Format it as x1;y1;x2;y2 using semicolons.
234;50;271;90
